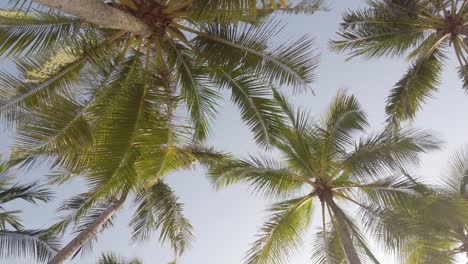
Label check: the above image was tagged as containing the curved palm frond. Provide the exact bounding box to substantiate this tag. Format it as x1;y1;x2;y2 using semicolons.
130;181;193;256
0;9;84;57
209;155;309;198
245;195;313;264
0;229;60;263
385;48;445;123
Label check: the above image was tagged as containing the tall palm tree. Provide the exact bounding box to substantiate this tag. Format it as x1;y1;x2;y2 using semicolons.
331;0;468;124
1;0;321;145
17;89;227;263
0;157;58;263
209;91;441;264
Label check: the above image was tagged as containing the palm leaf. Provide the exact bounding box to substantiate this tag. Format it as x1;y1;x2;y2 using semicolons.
130;181;193;256
0;229;60;263
245;195;313;264
385;48;445;123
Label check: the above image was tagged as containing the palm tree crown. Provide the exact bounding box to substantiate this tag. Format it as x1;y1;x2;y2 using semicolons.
331;0;468;124
1;0;321;144
209;91;441;264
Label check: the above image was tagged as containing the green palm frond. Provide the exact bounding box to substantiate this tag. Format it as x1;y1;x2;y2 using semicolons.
0;229;60;263
311;224;345;264
210;67;283;146
441;145;468;197
330;7;425;59
189;20;317;91
385;48;445;123
0;180;52;204
317;90;368;175
0;9;84;57
339;128;441;178
209;155;308;198
0;32;125;125
245;195;313;264
458;64;468;90
130;181;193;256
97;252;143;264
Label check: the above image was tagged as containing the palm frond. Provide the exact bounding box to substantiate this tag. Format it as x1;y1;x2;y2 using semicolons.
0;9;84;57
210;67;283;146
97;252;143;264
385;48;445;123
330;2;427;59
209;155;308;198
130;181;193;256
188;19;317;90
0;180;52;204
338;128;441;179
166;39;220;140
0;229;60;263
458;64;468;90
245;195;313;264
442;145;468;197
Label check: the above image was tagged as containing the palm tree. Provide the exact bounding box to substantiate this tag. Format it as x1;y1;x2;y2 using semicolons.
367;148;468;263
1;0;321;145
331;0;468;124
209;91;441;264
0;157;58;263
0;0;320;262
30;93;226;263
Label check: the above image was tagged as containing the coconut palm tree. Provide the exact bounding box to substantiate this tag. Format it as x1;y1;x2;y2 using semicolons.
0;0;321;145
14;85;227;263
331;0;468;124
209;90;441;264
0;157;58;263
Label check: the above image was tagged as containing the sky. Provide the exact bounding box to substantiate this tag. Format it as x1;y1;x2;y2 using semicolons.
1;0;468;263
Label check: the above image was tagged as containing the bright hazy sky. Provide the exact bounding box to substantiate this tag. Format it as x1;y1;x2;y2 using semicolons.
1;1;467;263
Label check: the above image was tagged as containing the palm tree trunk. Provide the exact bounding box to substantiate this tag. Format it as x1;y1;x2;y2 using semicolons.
325;196;362;264
47;194;127;264
32;0;152;36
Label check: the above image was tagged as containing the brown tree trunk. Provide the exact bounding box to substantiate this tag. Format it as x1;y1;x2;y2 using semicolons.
325;196;362;264
47;194;127;264
32;0;152;36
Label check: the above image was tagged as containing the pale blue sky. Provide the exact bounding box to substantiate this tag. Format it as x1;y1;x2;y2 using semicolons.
1;1;467;263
